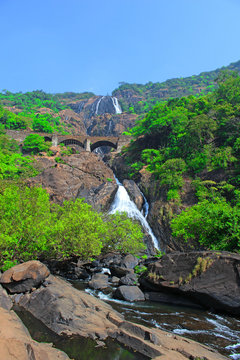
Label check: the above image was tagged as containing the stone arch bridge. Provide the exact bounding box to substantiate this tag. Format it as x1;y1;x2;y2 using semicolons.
6;130;132;152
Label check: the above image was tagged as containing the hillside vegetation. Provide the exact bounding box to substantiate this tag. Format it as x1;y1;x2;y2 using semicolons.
123;72;240;252
113;60;240;114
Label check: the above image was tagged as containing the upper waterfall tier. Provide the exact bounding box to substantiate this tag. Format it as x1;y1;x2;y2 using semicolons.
94;96;122;115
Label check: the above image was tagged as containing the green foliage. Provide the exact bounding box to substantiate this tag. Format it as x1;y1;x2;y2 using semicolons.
0;133;38;179
22;134;51;154
0;185;145;270
123;73;240;253
134;265;148;274
171;197;240;252
0;90;71;134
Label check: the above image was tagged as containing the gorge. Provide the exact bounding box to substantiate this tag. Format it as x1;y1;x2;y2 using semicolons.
0;62;240;360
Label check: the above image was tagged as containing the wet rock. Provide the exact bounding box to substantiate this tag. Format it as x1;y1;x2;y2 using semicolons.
0;260;50;294
113;285;145;302
144;251;240;315
75;267;90;280
144;291;203;309
120;254;139;269
109;265;134;278
110;276;120;285
88;273;110;290
99;252;122;267
0;285;12;310
123;179;144;210
120;273;139;286
0;306;70;360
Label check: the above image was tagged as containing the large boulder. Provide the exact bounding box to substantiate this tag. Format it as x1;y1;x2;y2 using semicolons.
0;306;70;360
88;273;110;290
143;251;240;315
0;260;50;294
123;179;144;210
113;285;145;302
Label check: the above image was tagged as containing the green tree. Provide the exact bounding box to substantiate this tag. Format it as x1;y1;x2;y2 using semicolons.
22;134;50;153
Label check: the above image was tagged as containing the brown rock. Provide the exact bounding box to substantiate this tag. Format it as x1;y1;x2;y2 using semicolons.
144;251;240;315
113;285;145;302
0;306;70;360
30;152;117;210
0;260;50;294
88;273;110;290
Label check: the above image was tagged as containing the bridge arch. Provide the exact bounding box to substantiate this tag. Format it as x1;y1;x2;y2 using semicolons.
59;139;84;148
90;140;117;152
44;136;52;142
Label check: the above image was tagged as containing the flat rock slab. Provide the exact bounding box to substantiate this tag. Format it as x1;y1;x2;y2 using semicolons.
0;306;69;360
0;260;50;294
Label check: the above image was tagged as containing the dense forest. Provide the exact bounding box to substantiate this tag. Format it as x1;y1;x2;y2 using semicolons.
122;72;240;253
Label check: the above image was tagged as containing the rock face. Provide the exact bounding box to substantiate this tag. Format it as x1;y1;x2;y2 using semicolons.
0;260;50;294
143;251;240;315
30;152;118;210
0;306;70;360
15;272;227;360
123;179;144;210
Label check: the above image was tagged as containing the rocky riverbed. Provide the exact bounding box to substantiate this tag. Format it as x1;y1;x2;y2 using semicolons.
0;259;239;359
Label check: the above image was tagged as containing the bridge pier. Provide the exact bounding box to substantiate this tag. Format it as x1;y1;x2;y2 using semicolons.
84;138;91;152
52;134;58;147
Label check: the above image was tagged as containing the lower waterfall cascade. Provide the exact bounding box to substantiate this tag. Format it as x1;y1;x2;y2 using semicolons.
109;176;159;250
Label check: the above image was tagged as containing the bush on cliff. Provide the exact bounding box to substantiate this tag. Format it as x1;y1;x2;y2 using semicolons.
0;184;144;270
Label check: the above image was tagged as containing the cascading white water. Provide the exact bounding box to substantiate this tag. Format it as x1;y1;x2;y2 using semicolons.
95;96;104;115
112;97;122;114
109;177;159;250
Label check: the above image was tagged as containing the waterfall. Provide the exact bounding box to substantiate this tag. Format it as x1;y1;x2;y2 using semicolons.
112;97;122;114
95;96;104;115
109;177;159;250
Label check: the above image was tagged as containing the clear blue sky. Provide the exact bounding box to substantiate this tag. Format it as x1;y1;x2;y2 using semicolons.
1;0;240;95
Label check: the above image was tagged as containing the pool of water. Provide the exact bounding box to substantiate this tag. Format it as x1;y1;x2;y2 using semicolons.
15;306;148;360
72;281;240;359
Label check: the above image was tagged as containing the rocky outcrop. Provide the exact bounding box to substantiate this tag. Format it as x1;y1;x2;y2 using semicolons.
143;251;240;315
30;152;118;210
0;260;50;294
0;306;70;360
15;272;226;359
123;179;144;210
